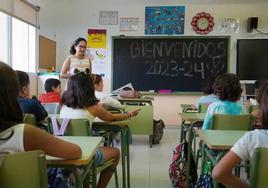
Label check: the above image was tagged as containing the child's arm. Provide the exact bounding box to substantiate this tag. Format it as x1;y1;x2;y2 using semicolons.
212;151;250;188
23;124;82;159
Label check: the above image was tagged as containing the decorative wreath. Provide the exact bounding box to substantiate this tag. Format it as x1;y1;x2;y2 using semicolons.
191;12;214;35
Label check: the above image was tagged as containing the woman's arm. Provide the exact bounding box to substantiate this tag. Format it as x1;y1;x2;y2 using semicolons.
88;105;140;121
212;151;250;188
60;57;71;79
23;124;82;159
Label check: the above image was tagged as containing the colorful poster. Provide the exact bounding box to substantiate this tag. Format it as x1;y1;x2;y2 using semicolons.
89;48;108;76
120;17;139;31
145;6;185;35
88;29;106;48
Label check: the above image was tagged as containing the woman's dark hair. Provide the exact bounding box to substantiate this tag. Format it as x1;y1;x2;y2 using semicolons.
256;80;268;129
45;78;61;93
15;70;30;91
0;62;23;131
69;37;87;55
62;72;98;108
213;73;242;101
202;77;216;95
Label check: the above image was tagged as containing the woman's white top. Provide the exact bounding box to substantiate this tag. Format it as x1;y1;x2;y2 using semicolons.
95;91;122;109
0;124;25;165
231;129;268;161
68;55;91;74
60;105;95;122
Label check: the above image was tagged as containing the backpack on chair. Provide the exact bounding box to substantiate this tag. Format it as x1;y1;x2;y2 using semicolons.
152;119;165;144
169;141;197;188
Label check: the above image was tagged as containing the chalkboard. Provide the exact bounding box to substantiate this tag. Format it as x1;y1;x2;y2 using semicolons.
112;36;229;92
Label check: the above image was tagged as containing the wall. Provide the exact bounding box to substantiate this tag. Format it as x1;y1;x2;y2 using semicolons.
33;0;268;125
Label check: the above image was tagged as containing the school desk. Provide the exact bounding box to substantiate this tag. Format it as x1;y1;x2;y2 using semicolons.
46;136;103;188
196;130;248;188
116;97;154;147
92;118;130;188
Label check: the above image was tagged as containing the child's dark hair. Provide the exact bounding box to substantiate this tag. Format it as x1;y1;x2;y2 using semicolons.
202;77;216;95
256;80;268;129
62;72;98;108
0;62;23;131
213;73;242;101
255;80;265;89
15;70;30;91
91;74;102;85
45;78;61;93
69;37;87;55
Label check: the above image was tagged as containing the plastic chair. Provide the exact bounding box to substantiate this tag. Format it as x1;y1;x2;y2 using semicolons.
47;117;119;188
198;103;209;113
0;150;47;188
251;147;268;188
23;113;37;126
248;104;258;113
42;102;61;114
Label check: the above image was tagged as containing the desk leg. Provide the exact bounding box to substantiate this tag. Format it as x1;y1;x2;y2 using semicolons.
120;128;126;188
126;127;130;188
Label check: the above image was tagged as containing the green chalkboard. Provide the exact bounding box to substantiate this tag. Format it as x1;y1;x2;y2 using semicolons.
112;36;229;92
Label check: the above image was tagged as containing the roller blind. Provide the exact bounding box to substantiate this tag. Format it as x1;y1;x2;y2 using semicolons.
0;0;39;27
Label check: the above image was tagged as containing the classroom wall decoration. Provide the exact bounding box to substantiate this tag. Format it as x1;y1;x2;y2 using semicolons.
145;6;185;35
90;48;108;76
219;18;239;33
87;29;106;48
191;12;214;35
120;17;139;31
99;11;118;25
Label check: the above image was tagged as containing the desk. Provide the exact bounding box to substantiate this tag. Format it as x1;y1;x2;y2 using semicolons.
117;97;154;147
196;130;247;188
93;118;130;188
46;136;103;188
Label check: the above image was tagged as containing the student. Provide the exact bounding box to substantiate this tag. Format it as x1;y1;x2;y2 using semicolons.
16;70;48;123
93;74;123;109
195;77;219;109
60;72;140;187
0;61;82;165
212;80;268;188
202;73;246;130
60;37;92;78
39;78;62;103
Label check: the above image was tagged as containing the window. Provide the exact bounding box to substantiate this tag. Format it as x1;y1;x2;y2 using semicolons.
0;12;9;63
0;11;37;73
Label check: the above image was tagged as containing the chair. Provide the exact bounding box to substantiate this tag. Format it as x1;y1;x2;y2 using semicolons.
211;114;252;131
248;104;258;114
23;113;37;126
42;102;61;114
47;117;119;188
198;103;209;113
0;150;47;188
251;147;268;188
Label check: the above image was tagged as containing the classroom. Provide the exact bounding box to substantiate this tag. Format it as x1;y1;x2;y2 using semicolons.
0;0;268;187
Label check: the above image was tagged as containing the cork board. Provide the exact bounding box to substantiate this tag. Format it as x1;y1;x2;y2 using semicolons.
39;35;56;70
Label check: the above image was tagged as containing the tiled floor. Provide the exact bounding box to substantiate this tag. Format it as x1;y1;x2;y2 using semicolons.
108;126;179;188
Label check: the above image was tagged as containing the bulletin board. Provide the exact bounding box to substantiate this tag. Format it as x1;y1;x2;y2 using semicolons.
39;35;56;70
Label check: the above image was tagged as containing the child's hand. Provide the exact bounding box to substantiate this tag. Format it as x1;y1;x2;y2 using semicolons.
129;108;141;117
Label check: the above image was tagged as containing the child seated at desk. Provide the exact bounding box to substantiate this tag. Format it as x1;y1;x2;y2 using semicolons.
60;72;140;187
0;61;82;175
39;78;62;104
92;74;123;109
212;80;268;188
202;73;246;130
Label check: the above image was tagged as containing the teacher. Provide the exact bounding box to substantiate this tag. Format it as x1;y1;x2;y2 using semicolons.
60;37;92;78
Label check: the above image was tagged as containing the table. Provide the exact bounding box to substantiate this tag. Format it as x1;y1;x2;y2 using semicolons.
196;130;247;188
46;136;103;188
93;118;130;188
116;97;154;147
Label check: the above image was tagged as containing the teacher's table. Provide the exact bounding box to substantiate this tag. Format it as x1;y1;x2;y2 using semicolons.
46;136;103;188
93;118;130;188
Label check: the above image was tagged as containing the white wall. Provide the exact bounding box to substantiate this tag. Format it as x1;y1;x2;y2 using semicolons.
32;0;268;125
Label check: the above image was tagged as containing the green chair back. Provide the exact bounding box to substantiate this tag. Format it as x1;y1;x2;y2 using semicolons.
198;103;209;113
23;113;37;126
251;147;268;188
42;103;61;114
211;114;252;131
248;105;258;113
0;150;47;188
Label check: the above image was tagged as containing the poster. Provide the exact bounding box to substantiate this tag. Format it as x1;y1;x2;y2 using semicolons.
99;11;118;25
89;48;108;76
88;29;106;48
145;6;185;35
120;17;139;31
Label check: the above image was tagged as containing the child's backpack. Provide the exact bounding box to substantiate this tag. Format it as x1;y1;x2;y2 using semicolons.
169;141;197;188
152;119;165;144
194;161;213;188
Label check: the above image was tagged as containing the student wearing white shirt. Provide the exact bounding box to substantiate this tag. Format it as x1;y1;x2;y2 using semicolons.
93;74;123;109
212;80;268;188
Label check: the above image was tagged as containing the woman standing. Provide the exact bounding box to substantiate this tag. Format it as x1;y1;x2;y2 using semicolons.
60;37;92;78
